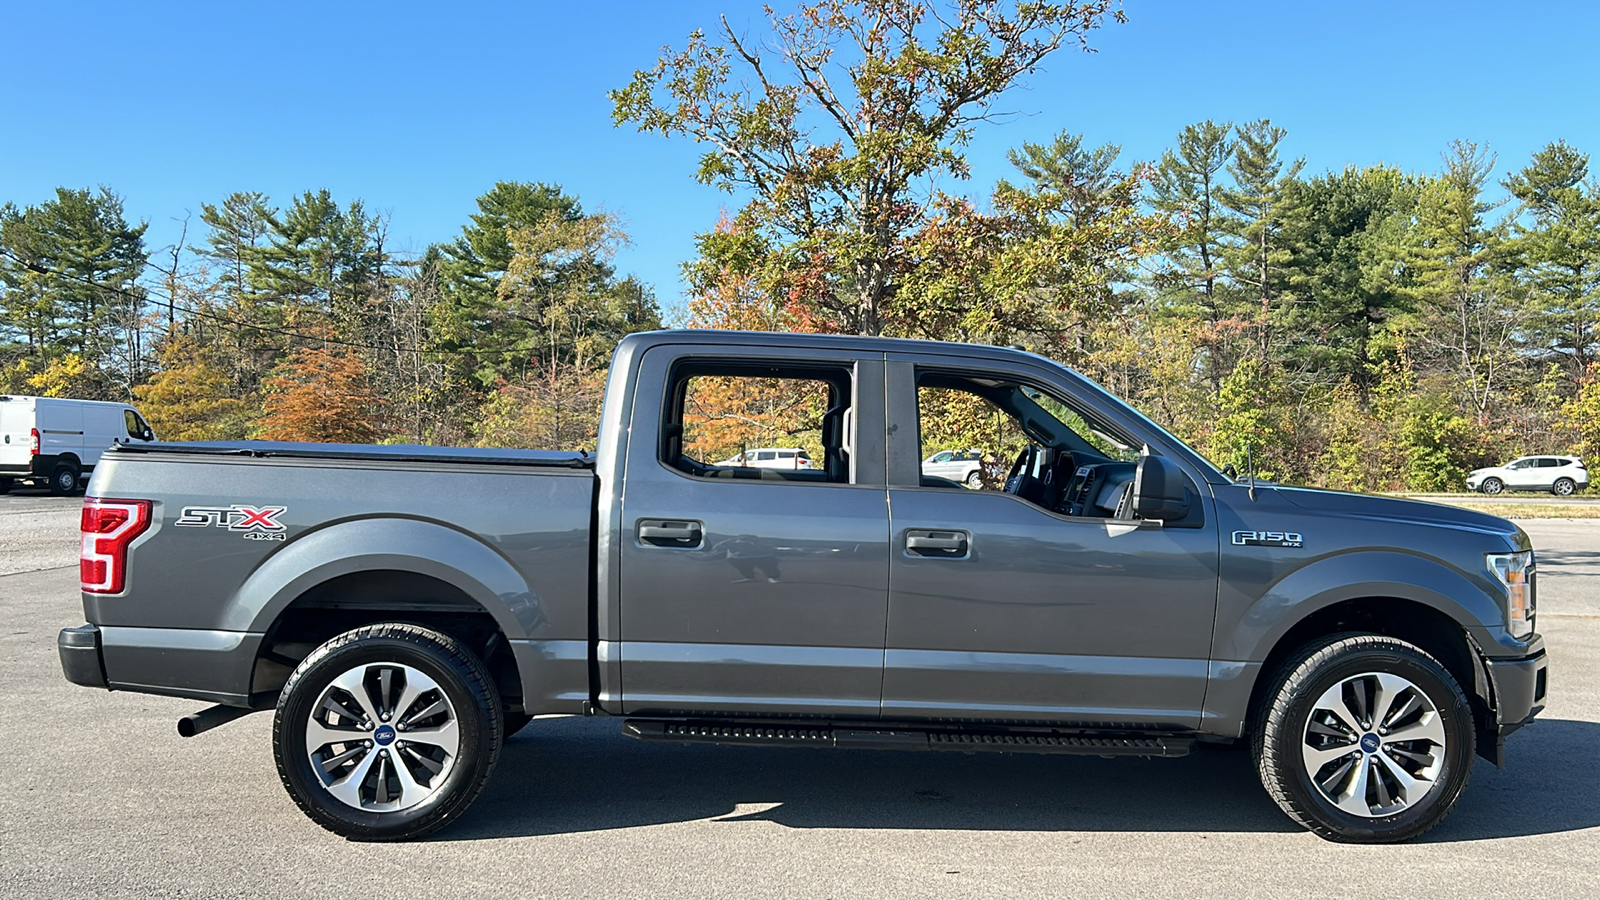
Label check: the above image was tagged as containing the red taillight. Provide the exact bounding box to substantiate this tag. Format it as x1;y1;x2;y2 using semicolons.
30;426;39;456
81;498;152;594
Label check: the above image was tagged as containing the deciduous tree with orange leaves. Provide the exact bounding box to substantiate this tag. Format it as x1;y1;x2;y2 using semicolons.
256;343;384;443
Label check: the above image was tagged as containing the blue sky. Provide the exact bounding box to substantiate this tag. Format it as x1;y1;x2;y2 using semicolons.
4;1;1598;315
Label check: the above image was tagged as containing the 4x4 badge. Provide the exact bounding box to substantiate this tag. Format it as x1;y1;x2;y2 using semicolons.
1232;530;1304;548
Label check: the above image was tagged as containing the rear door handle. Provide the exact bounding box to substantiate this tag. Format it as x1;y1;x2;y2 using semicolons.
905;529;970;558
638;519;704;548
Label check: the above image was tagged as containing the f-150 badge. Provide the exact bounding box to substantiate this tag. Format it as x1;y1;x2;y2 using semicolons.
1232;530;1304;548
176;505;288;541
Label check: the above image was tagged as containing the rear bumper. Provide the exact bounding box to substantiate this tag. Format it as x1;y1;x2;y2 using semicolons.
1487;648;1548;734
1;454;64;478
58;624;108;688
58;623;264;706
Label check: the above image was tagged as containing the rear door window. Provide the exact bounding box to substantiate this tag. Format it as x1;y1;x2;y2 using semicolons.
661;362;855;484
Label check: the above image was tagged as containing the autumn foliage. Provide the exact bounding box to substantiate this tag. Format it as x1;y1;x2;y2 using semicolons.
256;344;384;443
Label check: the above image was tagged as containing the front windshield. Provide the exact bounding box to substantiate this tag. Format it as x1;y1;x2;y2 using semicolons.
1018;386;1140;462
1037;366;1228;480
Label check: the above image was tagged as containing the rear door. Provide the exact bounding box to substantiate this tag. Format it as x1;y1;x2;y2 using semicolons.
1532;457;1561;490
616;346;890;717
0;397;34;472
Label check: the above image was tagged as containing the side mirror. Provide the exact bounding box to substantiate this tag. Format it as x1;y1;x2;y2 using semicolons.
1132;454;1191;521
140;429;154;442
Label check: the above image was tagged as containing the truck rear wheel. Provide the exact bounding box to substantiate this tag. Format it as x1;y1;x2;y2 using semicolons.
272;623;503;841
1252;634;1474;843
0;476;11;494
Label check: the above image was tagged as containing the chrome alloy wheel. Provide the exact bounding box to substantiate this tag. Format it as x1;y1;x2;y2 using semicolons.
306;662;461;812
1301;672;1446;818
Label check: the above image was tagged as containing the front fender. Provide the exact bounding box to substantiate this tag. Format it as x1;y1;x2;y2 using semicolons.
226;517;543;639
1221;549;1505;664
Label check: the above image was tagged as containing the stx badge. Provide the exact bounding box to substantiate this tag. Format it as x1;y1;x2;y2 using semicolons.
1232;530;1304;549
176;505;289;541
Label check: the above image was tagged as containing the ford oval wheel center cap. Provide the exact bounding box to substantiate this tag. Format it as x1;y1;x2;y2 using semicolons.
1359;732;1380;754
373;724;397;746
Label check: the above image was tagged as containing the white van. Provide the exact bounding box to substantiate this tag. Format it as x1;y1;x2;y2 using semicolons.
0;396;157;495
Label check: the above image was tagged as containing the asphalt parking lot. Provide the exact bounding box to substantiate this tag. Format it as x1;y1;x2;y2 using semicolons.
2;492;1597;899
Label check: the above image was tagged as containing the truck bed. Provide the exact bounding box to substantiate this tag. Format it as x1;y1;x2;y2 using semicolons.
81;440;598;712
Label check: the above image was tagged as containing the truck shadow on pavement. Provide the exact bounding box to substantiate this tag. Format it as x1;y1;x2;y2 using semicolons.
446;716;1599;841
1535;550;1600;573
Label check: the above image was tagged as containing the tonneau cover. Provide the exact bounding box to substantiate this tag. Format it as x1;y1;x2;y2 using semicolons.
108;440;593;469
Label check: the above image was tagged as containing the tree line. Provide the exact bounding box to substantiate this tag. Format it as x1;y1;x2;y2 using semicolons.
3;0;1596;492
0;182;662;449
614;0;1599;492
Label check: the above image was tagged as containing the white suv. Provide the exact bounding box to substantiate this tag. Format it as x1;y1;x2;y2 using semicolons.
713;448;814;470
1466;455;1589;496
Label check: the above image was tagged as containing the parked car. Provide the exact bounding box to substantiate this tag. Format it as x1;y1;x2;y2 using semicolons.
1466;455;1589;496
713;447;814;469
922;448;985;486
0;395;157;495
59;330;1545;843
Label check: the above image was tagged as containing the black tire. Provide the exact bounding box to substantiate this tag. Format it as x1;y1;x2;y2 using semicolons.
273;623;503;841
965;470;983;488
48;464;79;496
1251;634;1475;843
0;477;11;494
1479;477;1503;495
1552;477;1575;496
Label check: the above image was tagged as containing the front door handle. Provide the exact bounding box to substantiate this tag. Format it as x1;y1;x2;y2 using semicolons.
905;529;970;558
638;519;704;548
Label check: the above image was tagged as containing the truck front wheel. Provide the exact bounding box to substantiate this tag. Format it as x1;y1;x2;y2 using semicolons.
1252;634;1475;843
272;623;504;840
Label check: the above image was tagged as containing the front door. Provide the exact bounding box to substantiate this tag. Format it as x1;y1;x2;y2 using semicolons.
880;358;1220;729
617;348;890;718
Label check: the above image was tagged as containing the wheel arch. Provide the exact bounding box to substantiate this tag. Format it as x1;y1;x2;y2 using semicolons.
1241;596;1496;763
234;517;542;708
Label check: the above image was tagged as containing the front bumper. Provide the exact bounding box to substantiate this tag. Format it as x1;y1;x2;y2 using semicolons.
1486;647;1548;735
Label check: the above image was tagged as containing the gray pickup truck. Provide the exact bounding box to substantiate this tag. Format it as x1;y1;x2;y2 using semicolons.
59;330;1547;843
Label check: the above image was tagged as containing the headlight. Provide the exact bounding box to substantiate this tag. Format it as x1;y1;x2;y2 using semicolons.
1487;550;1536;639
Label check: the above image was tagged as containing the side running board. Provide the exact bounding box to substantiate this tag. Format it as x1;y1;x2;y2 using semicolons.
622;719;1193;758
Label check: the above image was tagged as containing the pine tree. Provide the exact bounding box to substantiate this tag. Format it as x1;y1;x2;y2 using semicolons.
1217;119;1303;363
0;187;149;395
195;191;275;303
1502;141;1600;379
1150;120;1238;392
1004;132;1124;228
1278;165;1420;400
1409;140;1515;418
